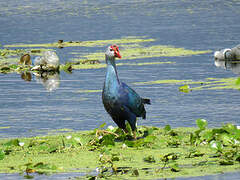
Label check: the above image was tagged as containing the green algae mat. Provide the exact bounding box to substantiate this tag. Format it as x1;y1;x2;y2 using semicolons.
0;119;239;179
135;77;240;92
2;36;210;59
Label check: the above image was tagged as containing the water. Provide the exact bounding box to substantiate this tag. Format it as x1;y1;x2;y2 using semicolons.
0;171;240;180
0;0;240;179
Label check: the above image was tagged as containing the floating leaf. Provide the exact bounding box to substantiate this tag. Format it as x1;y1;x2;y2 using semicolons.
196;119;208;130
170;163;180;172
235;77;240;85
34;162;57;170
143;155;156;163
132;168;139;176
4;139;20;146
48;146;58;153
124;140;134;147
219;133;232;145
0;150;5;160
161;153;178;162
209;141;223;152
201;130;213;142
111;154;120;162
222;123;238;134
219;160;234;166
144;135;157;143
98;123;106;129
164;125;171;132
100;134;115;146
179;84;190;93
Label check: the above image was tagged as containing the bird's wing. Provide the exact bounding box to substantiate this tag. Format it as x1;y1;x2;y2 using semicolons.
118;82;145;117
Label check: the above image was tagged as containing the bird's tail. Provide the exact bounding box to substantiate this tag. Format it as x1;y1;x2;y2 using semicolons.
142;98;151;105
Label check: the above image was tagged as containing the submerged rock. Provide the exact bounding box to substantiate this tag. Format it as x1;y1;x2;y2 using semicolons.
214;45;240;61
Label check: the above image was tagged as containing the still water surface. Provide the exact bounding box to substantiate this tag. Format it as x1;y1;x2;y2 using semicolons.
0;0;240;179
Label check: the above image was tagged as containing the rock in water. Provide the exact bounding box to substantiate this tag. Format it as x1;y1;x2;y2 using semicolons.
214;45;240;61
33;51;60;71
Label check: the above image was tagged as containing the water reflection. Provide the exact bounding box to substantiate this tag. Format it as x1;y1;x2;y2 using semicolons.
214;59;240;75
20;71;60;91
34;71;60;92
21;72;32;82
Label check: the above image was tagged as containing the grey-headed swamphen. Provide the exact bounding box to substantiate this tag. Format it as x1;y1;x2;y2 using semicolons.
102;45;150;139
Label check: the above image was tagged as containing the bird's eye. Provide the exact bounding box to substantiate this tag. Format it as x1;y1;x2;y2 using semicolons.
110;49;113;51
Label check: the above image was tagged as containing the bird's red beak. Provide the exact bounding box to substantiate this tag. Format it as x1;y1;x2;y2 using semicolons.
111;45;122;58
115;50;121;58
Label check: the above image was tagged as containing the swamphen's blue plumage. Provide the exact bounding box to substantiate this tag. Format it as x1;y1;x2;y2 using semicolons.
102;45;150;138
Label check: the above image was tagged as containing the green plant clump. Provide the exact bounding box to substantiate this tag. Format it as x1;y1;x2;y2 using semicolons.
0;120;239;179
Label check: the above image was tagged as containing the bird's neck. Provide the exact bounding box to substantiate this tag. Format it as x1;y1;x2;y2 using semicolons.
105;55;120;86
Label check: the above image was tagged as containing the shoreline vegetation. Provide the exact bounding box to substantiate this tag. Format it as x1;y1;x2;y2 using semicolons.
0;119;239;179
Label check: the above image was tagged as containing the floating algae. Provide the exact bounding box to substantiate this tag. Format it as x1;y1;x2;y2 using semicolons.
72;61;174;70
4;37;211;62
1;37;211;73
134;79;194;85
76;89;102;93
135;77;240;91
0;48;52;65
4;37;155;48
0;120;239;179
77;45;211;61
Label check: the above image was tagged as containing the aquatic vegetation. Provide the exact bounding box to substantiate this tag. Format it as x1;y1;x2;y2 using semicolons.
4;37;211;63
135;77;240;91
4;37;155;48
72;61;173;70
134;79;193;85
79;45;211;61
2;37;211;74
0;48;27;64
0;48;52;65
0;120;239;179
189;77;240;91
76;90;102;93
0;64;29;74
0;58;171;73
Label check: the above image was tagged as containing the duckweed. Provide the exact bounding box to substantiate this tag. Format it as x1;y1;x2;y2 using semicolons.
0;120;239;179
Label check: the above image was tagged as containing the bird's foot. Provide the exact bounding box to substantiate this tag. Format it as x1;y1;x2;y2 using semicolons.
123;128;129;134
123;129;137;140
